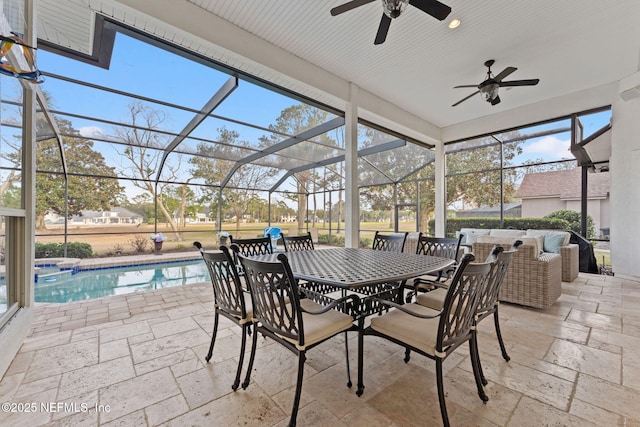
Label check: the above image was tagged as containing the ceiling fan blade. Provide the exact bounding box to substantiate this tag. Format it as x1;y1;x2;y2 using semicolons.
499;79;540;87
330;0;375;16
374;14;392;45
409;0;452;20
452;90;480;107
453;84;479;89
493;66;517;82
491;95;501;105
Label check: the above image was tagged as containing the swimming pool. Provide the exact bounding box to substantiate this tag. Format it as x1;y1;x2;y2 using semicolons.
32;259;211;303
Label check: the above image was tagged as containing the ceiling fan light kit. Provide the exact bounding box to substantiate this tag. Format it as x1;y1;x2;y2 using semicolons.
330;0;451;45
382;0;410;18
452;59;540;107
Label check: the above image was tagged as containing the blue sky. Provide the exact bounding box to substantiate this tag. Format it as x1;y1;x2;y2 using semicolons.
34;29;611;203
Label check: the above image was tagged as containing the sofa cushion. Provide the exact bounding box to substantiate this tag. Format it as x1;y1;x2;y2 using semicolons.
543;233;567;253
476;235;541;255
525;229;571;253
489;229;527;237
458;228;490;244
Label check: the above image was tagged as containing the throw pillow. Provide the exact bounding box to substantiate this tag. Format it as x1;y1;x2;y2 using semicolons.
543;233;566;253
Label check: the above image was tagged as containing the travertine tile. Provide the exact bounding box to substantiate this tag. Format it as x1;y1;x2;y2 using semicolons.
58;356;135;400
3;272;640;426
99;338;130;362
24;338;99;383
510;395;598;426
99;321;151;343
160;388;286;427
99;367;180;423
129;328;209;364
144;394;189;426
570;397;625;426
544;338;621;383
150;316;201;338
575;373;640;420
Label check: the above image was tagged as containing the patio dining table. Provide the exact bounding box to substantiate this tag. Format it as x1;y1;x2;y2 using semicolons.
250;247;455;395
250;247;455;291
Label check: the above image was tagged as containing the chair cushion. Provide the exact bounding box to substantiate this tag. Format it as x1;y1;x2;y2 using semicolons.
370;304;442;357
221;292;255;325
416;288;447;310
282;299;354;351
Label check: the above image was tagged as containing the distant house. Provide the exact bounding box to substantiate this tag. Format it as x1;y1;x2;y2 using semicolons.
456;203;521;218
280;215;297;223
516;168;610;236
76;207;143;225
46;207;143;226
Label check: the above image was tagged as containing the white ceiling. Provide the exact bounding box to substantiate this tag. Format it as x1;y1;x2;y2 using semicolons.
36;0;640;142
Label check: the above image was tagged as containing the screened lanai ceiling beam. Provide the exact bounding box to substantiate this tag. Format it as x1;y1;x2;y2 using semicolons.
34;85;68;176
268;138;406;192
396;158;435;183
221;116;345;189
155;75;238;184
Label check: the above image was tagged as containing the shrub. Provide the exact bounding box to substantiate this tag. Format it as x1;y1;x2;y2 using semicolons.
129;234;151;253
35;242;94;258
544;210;595;237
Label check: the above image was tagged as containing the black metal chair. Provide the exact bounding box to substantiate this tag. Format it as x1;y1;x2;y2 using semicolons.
416;241;523;386
405;233;463;302
371;231;408;253
193;242;256;391
229;235;273;274
238;252;359;427
357;253;493;427
283;232;314;252
229;235;273;256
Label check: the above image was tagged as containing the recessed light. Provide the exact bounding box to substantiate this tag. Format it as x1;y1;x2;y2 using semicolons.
448;18;461;29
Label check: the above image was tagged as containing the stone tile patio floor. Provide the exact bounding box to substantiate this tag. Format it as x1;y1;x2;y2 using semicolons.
2;272;640;426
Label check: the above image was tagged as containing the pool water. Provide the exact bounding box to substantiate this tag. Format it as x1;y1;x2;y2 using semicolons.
33;259;211;303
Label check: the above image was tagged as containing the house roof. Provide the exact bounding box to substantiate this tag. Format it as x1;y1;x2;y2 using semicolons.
516;168;610;200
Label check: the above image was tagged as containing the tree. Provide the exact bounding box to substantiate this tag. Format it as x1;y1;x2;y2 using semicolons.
190;126;277;231
445;131;525;209
358;127;434;230
266;105;341;232
0;93;124;228
114;101;188;240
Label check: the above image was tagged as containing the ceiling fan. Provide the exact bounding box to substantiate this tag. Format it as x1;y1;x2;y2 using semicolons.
452;59;540;107
330;0;451;45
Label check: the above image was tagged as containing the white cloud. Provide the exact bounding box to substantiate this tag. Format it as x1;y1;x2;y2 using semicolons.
523;135;571;159
78;126;105;139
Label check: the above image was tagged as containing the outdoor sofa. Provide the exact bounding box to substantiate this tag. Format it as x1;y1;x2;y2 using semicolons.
460;228;578;309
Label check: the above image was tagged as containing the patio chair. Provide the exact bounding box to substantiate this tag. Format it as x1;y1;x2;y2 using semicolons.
405;233;463;303
357;253;493;427
416;241;523;385
238;252;359;427
282;232;315;252
229;235;273;256
193;242;256;391
372;231;408;253
229;235;273;274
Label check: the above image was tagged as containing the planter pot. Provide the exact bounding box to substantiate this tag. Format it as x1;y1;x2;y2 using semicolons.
219;237;228;247
154;241;163;254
